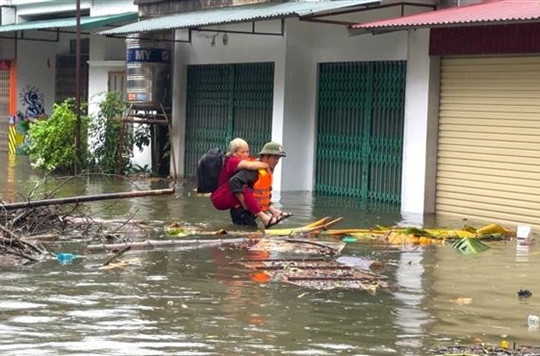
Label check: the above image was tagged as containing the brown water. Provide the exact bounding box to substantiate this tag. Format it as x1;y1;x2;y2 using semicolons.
1;155;540;355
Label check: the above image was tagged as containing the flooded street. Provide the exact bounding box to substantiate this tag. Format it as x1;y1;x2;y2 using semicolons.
1;156;540;355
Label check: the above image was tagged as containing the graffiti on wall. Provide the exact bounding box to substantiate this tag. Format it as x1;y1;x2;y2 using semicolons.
19;85;46;119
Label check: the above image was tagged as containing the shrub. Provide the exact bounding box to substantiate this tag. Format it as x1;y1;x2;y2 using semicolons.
25;98;88;173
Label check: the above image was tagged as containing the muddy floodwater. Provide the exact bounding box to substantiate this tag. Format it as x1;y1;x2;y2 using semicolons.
1;156;540;356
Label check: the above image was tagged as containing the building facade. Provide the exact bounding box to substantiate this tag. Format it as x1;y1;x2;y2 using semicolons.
104;0;435;212
4;0;538;230
354;0;540;228
0;0;139;160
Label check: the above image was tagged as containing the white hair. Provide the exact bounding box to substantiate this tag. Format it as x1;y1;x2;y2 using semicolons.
228;138;248;154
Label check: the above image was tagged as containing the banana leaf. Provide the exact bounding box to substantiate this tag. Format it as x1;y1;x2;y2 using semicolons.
451;237;490;254
404;227;432;236
476;223;508;236
424;229;475;239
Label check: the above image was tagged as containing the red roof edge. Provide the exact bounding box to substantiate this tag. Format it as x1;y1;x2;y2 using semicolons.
350;0;540;31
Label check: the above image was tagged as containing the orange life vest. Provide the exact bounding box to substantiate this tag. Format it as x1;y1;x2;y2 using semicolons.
253;169;272;211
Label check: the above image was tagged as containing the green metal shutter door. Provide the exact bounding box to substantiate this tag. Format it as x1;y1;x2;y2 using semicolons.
316;61;405;208
232;63;273;150
184;62;274;177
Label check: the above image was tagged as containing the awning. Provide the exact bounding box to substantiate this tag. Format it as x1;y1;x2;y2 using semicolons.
0;12;138;33
350;0;540;33
98;0;378;36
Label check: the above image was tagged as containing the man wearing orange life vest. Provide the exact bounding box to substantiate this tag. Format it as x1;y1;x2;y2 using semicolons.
229;142;292;228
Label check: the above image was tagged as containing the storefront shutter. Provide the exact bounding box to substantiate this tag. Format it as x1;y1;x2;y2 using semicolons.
316;61;405;209
437;56;540;227
184;62;273;178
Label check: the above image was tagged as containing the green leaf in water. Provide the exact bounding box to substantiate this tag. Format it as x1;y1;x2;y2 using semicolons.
341;236;357;243
451;237;490;254
166;227;187;237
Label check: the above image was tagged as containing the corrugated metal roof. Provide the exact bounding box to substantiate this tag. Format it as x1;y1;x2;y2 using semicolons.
0;12;138;33
351;0;540;31
99;0;378;36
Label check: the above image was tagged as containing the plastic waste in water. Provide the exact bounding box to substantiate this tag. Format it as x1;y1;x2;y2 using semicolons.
528;314;539;331
56;253;76;265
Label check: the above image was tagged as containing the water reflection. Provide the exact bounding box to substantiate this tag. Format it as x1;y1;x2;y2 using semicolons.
516;240;530;263
427;241;540;347
393;249;430;352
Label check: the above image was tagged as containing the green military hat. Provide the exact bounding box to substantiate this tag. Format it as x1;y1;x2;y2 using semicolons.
258;142;286;157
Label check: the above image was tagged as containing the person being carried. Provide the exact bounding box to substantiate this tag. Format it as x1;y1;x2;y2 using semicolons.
210;138;277;228
229;142;292;228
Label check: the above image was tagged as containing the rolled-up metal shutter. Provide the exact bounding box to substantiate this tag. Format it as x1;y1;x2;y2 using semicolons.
437;56;540;227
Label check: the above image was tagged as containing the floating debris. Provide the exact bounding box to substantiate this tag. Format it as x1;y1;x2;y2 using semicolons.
249;237;346;256
239;246;389;293
518;289;532;299
430;343;540;356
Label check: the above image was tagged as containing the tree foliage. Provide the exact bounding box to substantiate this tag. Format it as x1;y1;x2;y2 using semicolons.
88;91;151;174
25;98;88;173
25;93;152;176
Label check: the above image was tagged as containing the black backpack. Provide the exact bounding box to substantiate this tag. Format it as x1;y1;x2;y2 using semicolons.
196;148;226;193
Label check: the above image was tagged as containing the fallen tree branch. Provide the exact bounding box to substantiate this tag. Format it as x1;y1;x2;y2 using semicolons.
0;246;39;262
108;209;139;235
0;223;45;254
103;245;131;266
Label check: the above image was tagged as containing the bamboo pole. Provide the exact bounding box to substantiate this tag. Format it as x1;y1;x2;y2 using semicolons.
86;237;248;252
287;276;377;281
0;188;175;211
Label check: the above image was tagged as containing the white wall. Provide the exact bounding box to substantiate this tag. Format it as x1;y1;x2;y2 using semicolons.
279;19;316;192
90;1;136;17
400;28;439;219
12;0;92;18
87;34;132;118
171;30;188;179
87;1;137;116
16;33;68;117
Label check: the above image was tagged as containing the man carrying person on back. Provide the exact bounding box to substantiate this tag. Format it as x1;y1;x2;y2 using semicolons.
209;138;278;228
229;142;293;228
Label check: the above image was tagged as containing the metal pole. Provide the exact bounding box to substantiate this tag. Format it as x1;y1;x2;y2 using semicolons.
74;0;81;174
161;103;178;179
